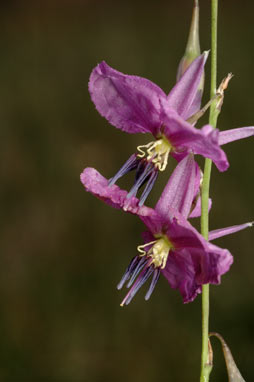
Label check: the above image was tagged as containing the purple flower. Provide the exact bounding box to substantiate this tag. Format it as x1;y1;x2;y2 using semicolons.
117;211;233;305
81;155;252;305
89;53;230;205
89;55;254;205
117;205;252;306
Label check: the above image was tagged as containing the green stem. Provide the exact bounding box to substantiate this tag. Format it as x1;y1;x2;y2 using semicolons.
200;0;219;381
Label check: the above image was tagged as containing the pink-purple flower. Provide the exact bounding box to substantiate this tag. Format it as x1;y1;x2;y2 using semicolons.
88;54;254;205
82;52;254;306
89;54;224;203
81;155;252;305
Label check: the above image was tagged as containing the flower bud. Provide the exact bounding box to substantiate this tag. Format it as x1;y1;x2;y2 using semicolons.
177;0;202;80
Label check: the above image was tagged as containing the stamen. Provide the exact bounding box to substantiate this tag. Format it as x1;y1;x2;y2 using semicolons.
127;161;154;199
117;256;139;290
145;268;161;301
135;159;146;182
118;237;173;306
125;266;154;305
108;154;139;186
120;262;154;306
139;170;159;206
126;257;149;288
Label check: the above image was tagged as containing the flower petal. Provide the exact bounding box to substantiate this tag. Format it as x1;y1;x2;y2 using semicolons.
209;222;253;241
200;241;233;285
164;214;206;249
139;211;167;237
219;126;254;146
188;161;213;218
162;241;233;303
185;89;203;121
80;167;154;216
189;196;212;218
160;106;229;172
167;52;208;119
155;154;198;219
89;61;166;135
139;196;206;238
162;248;202;303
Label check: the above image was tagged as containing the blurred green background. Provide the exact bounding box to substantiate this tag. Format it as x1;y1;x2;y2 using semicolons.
0;0;254;381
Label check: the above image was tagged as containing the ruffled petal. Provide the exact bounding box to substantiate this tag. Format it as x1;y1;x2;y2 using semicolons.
162;248;202;303
155;154;198;219
89;61;166;135
199;241;233;285
219;126;254;145
160;106;229;172
80;167;154;216
167;52;208;119
162;240;233;303
163;216;233;284
209;222;253;241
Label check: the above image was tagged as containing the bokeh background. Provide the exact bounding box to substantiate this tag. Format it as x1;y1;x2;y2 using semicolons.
1;0;254;381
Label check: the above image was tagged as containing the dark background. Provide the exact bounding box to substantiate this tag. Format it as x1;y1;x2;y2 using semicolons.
0;0;254;381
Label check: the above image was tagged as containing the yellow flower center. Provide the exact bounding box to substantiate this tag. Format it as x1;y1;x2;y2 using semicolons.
137;136;172;171
137;236;173;269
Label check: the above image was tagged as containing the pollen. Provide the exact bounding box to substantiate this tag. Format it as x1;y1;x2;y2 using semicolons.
137;137;172;171
137;237;173;269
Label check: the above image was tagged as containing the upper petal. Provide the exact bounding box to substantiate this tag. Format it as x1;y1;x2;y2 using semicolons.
167;52;208;119
155;154;198;219
89;61;166;135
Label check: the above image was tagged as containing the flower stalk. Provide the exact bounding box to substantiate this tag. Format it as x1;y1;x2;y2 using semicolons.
200;0;219;381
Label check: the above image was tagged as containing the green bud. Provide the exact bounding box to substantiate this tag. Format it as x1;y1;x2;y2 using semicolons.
177;0;201;80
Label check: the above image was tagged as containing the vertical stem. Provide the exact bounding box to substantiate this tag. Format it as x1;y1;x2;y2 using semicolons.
200;0;219;381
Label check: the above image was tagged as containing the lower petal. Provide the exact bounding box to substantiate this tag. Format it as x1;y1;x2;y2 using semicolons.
80;167;154;216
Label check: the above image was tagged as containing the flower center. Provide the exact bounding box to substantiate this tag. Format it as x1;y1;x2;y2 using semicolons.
137;236;173;269
137;137;172;171
117;236;174;306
